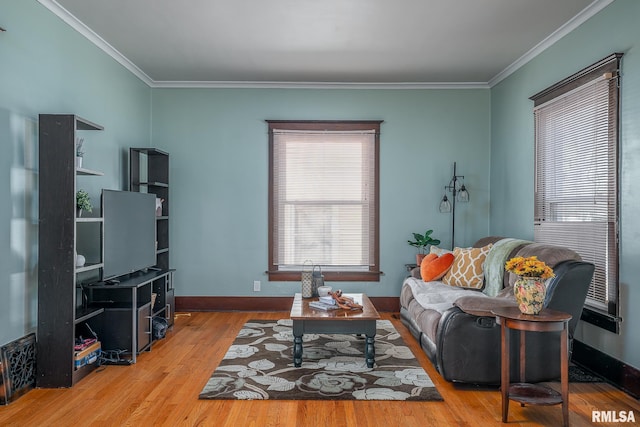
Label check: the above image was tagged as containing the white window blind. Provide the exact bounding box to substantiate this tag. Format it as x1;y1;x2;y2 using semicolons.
267;121;381;281
532;54;621;328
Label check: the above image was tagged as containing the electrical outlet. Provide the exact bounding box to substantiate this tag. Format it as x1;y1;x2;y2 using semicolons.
253;280;261;292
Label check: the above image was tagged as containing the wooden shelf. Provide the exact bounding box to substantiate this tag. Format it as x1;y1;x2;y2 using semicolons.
508;383;563;406
129;147;168;156
76;263;104;274
74;307;104;324
76;217;103;223
134;181;168;188
76;167;104;176
76;116;104;131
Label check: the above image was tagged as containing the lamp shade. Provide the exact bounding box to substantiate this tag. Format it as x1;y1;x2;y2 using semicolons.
457;184;469;202
439;195;452;213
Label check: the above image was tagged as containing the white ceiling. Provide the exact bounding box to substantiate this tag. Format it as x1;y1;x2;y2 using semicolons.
40;0;611;88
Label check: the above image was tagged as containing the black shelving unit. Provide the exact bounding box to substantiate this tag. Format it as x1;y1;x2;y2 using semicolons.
130;148;175;328
37;114;104;387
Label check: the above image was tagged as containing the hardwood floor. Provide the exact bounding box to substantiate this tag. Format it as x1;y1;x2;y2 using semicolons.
1;311;638;426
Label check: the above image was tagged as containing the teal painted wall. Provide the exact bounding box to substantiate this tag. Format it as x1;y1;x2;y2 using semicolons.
490;0;640;368
151;88;491;297
0;1;151;345
4;0;637;375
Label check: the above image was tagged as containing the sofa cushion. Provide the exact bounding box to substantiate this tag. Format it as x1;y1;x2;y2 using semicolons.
407;299;442;343
421;252;455;282
442;244;493;289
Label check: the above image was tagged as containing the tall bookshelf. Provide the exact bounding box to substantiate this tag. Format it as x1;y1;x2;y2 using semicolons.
37;114;105;387
129;148;174;327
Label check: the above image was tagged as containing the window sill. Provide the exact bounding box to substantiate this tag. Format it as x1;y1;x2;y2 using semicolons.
581;307;620;334
267;270;381;282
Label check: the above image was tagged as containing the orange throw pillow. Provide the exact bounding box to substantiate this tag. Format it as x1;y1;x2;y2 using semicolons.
421;252;455;282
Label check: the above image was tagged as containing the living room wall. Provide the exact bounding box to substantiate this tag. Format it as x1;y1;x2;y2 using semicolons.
490;0;640;369
0;1;151;346
151;88;491;298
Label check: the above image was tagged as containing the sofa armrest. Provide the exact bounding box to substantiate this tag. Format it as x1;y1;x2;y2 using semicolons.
453;290;517;317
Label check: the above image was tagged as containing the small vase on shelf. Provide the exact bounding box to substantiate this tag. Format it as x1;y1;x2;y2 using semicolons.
513;276;547;315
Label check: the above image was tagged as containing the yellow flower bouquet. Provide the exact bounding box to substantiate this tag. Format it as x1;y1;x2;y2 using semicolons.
505;256;554;279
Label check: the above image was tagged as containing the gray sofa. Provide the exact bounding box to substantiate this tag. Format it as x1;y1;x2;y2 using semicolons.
399;236;594;385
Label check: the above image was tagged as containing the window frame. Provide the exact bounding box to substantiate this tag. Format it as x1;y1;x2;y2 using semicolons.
530;53;623;333
266;120;382;282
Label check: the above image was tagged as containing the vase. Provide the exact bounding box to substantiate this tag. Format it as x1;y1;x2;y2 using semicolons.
301;260;313;298
513;276;547;314
77;208;82;218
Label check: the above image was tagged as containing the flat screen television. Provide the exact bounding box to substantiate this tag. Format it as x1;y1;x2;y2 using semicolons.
102;190;157;280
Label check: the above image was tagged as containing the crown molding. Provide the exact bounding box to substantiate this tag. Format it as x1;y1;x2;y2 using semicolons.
488;0;615;87
37;0;155;86
39;0;614;90
150;80;489;89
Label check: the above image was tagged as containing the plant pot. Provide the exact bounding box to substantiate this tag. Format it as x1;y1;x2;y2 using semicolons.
76;156;83;168
77;208;82;218
513;276;547;314
416;253;427;266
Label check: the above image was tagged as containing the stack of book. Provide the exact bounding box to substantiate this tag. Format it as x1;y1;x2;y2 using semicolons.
309;296;339;311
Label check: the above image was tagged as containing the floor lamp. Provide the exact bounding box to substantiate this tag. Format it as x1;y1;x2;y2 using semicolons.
439;162;469;249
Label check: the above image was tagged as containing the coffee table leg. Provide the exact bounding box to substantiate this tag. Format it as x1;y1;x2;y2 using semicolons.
365;334;375;368
293;334;303;367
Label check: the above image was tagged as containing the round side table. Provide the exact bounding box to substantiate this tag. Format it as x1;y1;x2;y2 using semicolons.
491;306;572;426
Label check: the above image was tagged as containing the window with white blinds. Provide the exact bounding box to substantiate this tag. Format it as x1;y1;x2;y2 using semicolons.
531;53;622;332
267;121;381;282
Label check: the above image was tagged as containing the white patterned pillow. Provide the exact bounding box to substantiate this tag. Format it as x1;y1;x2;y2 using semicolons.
442;244;493;289
430;246;454;256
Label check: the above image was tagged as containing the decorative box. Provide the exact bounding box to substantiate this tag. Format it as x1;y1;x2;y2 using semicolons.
74;341;101;370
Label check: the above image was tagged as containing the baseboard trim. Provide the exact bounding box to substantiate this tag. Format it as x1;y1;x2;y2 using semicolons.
176;296;400;313
572;339;640;399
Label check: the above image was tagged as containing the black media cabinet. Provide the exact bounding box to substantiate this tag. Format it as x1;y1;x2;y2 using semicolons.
84;269;175;363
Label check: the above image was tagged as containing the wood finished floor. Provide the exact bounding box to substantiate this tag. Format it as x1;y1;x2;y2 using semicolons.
1;311;638;426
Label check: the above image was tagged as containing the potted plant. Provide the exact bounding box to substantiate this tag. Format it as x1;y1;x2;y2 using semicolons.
76;189;92;217
408;230;441;265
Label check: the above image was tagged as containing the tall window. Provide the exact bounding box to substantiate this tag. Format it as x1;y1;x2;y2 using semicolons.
530;53;622;333
267;120;381;282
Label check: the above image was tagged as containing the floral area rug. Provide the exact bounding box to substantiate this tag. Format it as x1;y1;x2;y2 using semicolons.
199;319;443;401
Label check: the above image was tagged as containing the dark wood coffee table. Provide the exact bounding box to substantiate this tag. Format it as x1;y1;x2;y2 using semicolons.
289;293;381;368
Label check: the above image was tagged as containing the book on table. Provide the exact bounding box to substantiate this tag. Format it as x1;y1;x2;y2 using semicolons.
319;296;336;305
308;301;339;311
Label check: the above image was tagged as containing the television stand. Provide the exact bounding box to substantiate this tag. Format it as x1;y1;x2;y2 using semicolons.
85;269;175;363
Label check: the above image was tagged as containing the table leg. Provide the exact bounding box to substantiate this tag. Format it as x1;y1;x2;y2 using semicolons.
561;325;569;427
365;334;375;368
293;334;303;367
520;329;526;407
501;320;510;423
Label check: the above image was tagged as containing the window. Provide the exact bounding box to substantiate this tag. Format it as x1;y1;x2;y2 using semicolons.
530;53;622;333
267;120;381;281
